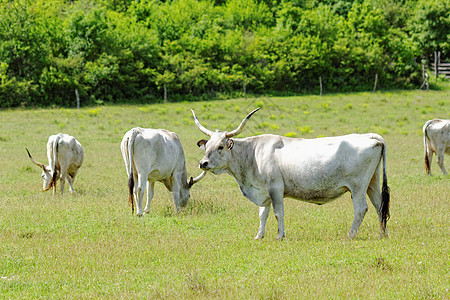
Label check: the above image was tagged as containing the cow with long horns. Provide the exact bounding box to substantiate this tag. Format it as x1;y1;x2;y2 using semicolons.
192;108;390;240
121;127;206;216
423;118;450;175
27;133;84;195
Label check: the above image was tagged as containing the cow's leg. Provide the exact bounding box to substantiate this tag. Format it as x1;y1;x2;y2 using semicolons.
436;150;448;175
270;189;285;240
59;172;66;196
349;188;368;239
144;181;155;213
66;174;75;194
136;174;147;217
171;174;182;211
255;204;270;240
367;170;387;237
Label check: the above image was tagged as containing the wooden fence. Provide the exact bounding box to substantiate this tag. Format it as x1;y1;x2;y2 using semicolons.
431;51;450;78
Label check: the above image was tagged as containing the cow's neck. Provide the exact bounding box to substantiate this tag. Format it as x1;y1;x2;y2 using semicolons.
227;138;255;185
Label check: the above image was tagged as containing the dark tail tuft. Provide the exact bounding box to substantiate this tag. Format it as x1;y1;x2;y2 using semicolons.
128;171;134;215
380;176;390;229
425;154;430;175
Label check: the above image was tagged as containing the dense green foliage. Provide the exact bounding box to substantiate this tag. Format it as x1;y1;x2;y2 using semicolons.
0;0;449;107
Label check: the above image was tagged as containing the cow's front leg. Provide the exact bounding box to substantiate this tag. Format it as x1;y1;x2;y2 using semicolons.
270;190;285;240
255;204;270;239
171;176;182;211
349;190;368;239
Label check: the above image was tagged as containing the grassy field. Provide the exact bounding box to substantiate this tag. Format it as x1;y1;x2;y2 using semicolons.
0;89;449;298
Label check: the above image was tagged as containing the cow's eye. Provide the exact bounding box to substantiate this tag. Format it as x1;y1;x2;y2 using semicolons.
218;146;224;151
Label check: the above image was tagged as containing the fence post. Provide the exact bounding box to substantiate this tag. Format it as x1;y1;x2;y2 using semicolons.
373;73;378;92
319;76;322;96
75;88;80;109
434;51;439;78
243;80;247;99
164;84;167;104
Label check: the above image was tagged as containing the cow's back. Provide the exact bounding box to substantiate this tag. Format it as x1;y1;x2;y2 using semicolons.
132;129;186;181
47;133;83;169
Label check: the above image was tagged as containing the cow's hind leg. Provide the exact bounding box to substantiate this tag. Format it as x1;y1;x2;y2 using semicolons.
136;174;147;217
349;187;368;239
67;174;75;194
144;181;155;213
59;172;67;196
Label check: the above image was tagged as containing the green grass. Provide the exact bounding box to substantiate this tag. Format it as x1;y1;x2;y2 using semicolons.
0;89;449;298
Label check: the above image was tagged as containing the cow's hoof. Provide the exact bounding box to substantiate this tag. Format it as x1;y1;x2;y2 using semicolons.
136;213;143;217
276;235;285;241
379;232;389;239
348;231;357;239
254;234;264;240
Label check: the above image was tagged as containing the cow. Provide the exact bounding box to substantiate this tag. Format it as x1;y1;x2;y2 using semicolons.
192;108;390;240
26;133;84;195
121;127;206;216
423;118;450;175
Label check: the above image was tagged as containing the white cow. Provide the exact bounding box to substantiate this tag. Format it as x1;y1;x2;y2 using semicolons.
121;127;206;216
192;108;390;240
27;133;84;195
423;118;450;175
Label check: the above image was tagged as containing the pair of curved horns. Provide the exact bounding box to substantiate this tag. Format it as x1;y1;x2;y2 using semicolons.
188;170;207;187
26;148;46;170
191;107;261;138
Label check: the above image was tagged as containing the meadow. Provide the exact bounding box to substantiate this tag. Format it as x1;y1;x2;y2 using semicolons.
0;89;449;298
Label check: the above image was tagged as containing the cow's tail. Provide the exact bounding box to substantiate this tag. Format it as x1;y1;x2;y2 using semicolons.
127;129;139;215
423;120;433;175
44;134;61;191
379;137;390;232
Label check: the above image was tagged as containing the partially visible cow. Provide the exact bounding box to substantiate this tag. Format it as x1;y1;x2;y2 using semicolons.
121;127;206;216
192;108;390;240
423;119;450;175
27;133;84;195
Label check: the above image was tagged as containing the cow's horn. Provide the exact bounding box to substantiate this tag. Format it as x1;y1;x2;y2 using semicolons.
26;148;46;170
225;107;261;138
191;109;214;137
188;171;207;187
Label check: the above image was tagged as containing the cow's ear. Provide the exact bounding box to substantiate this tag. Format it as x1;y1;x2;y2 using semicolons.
197;139;208;151
227;139;234;150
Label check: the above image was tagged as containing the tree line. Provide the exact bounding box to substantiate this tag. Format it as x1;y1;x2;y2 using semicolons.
0;0;449;108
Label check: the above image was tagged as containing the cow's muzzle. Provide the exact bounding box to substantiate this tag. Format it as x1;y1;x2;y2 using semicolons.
199;160;210;170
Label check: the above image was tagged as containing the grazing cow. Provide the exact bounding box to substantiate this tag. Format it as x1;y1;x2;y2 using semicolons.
26;133;84;195
423;119;450;175
192;108;390;240
121;127;206;216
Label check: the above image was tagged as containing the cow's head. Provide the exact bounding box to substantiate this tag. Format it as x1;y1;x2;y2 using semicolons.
192;108;261;174
178;170;207;208
26;148;57;191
